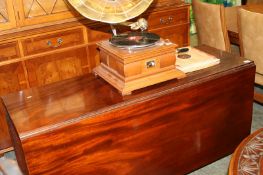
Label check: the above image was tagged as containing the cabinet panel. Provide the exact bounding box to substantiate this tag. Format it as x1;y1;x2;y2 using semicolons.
87;24;112;42
0;41;20;62
25;47;89;87
21;28;85;56
150;24;190;47
16;0;79;26
88;44;101;70
87;25;112;70
0;62;27;96
0;0;16;30
147;7;189;30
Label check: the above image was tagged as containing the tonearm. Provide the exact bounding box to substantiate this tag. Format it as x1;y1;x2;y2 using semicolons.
110;18;148;36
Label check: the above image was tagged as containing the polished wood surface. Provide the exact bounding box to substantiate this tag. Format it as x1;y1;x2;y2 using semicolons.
0;41;20;62
130;5;189;47
147;7;189;30
3;46;255;175
25;47;89;87
0;100;12;154
0;62;27;96
229;128;263;175
147;5;190;46
0;0;190;154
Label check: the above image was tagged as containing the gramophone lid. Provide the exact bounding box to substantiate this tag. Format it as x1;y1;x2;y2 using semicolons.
67;0;153;24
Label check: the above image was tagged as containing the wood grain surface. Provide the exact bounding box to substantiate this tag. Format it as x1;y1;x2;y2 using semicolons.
0;1;190;154
0;100;12;152
0;62;27;96
0;41;20;62
2;45;255;175
21;27;85;56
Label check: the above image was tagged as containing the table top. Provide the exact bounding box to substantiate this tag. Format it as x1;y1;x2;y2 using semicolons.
1;45;255;140
229;128;263;175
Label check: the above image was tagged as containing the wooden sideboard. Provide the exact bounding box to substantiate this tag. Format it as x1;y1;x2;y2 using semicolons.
0;0;190;96
2;46;255;174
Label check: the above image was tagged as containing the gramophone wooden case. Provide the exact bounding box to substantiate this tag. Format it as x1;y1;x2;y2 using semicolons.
94;40;186;95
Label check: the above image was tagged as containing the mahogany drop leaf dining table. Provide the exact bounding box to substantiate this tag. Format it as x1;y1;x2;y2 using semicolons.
1;45;256;175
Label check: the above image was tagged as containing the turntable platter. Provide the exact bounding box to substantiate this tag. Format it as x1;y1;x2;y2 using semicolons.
109;32;160;48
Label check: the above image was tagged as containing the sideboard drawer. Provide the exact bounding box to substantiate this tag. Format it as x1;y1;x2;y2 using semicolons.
21;28;85;56
0;41;20;62
147;7;189;30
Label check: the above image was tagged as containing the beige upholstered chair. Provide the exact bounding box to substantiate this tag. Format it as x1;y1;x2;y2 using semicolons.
238;8;263;103
225;6;239;36
192;0;231;52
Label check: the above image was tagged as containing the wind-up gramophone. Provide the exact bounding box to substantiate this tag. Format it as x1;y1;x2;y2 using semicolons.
68;0;186;95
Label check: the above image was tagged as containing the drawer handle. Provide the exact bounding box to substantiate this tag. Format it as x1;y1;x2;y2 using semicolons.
160;16;174;25
47;38;63;48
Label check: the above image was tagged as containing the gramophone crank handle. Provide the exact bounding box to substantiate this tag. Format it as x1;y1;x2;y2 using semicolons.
119;18;148;31
110;25;117;36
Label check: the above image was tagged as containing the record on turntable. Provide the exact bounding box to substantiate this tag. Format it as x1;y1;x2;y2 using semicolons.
67;0;186;95
109;32;160;48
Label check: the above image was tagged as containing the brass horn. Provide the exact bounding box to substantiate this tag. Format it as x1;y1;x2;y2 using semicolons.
67;0;153;24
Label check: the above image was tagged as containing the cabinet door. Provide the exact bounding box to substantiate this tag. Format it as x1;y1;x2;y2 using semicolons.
25;47;90;87
16;0;79;26
0;0;16;30
0;62;27;96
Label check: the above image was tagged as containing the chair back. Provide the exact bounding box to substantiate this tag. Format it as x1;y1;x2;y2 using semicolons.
238;8;263;84
192;0;230;52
